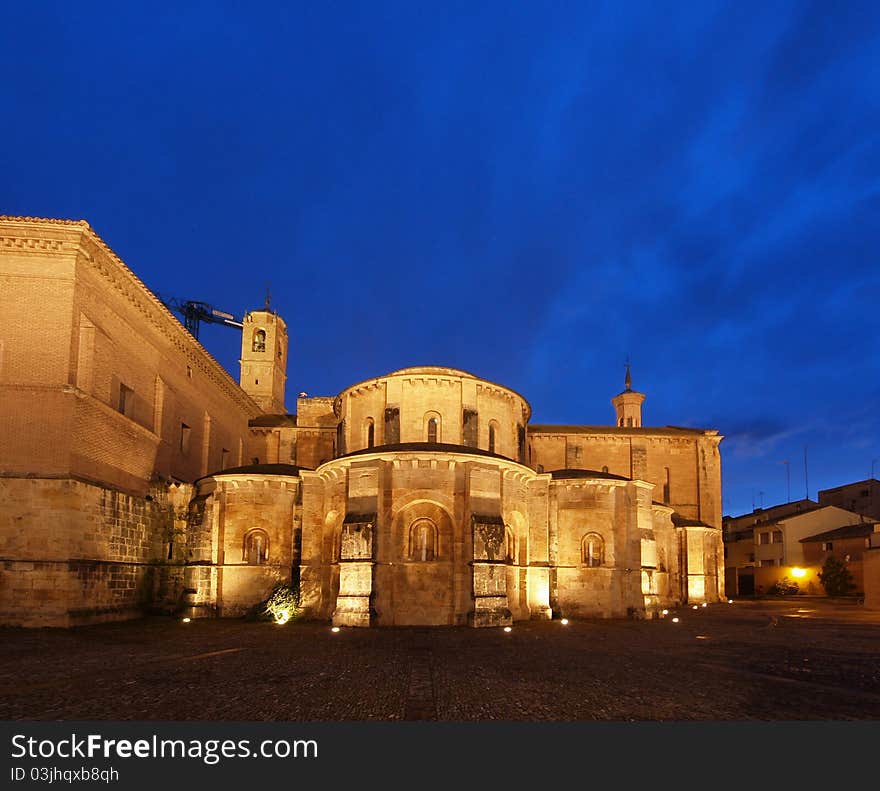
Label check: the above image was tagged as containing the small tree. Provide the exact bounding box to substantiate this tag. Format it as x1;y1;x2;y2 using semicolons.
818;555;856;597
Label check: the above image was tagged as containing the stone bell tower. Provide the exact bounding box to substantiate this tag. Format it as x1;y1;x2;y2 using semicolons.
611;362;645;428
239;303;288;414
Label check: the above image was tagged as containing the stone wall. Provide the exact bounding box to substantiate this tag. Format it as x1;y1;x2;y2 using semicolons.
0;477;190;627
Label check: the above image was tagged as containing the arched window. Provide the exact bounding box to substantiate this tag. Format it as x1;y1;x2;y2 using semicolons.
626;417;633;427
488;421;498;454
252;329;266;353
425;413;441;443
581;533;604;568
619;417;624;427
244;529;269;564
365;418;375;448
408;519;437;561
505;526;516;563
602;465;609;473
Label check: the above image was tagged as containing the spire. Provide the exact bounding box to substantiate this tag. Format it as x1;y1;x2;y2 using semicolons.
624;358;632;392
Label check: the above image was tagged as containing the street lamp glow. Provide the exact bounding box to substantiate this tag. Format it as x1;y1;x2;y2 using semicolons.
791;567;807;578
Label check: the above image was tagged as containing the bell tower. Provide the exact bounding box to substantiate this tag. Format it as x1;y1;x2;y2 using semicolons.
239;304;288;414
611;361;645;428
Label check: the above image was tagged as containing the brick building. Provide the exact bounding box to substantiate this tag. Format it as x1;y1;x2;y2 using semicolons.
1;216;725;627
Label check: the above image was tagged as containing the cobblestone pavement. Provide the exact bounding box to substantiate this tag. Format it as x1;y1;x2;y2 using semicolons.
2;598;879;721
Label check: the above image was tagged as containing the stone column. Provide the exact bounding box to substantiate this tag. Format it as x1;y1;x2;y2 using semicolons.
332;515;375;627
469;514;512;627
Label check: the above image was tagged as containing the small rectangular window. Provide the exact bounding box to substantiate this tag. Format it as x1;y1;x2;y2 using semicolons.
758;532;770;545
117;383;134;416
822;541;833;551
180;423;191;454
772;530;783;543
221;448;230;469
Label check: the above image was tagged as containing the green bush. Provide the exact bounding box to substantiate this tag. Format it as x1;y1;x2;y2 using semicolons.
768;577;800;595
818;556;856;597
256;583;300;624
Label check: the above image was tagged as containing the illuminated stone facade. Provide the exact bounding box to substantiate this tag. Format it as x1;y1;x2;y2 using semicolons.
1;217;725;627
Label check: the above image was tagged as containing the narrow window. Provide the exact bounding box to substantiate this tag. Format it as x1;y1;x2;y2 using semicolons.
582;533;604;567
252;329;266;352
220;448;230;469
365;418;375;448
427;417;438;443
823;541;833;551
244;529;269;564
384;407;400;444
663;467;671;504
336;419;346;456
517;424;526;463
772;529;783;543
488;422;497;454
602;465;609;473
180;423;191;454
409;519;437;561
118;383;134;417
626;417;633;427
462;409;478;447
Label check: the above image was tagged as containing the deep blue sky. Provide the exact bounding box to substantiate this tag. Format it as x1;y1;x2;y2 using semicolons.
3;2;879;517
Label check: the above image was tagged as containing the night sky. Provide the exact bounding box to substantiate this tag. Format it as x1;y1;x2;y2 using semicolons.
3;2;879;518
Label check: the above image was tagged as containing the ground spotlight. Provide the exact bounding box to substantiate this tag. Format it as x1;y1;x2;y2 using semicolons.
662;609;669;616
181;617;191;623
503;626;512;633
671;617;680;623
560;618;569;625
331;626;340;633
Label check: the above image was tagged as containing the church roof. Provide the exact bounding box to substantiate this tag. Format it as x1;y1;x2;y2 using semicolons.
548;469;629;481
671;514;716;528
199;463;306;480
250;414;298;427
340;442;513;461
529;424;716;436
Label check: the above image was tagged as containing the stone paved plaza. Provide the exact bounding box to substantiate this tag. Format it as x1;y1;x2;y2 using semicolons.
2;598;879;721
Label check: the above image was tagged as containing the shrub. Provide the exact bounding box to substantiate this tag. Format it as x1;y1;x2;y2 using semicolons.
247;582;301;623
768;577;800;595
818;556;856;597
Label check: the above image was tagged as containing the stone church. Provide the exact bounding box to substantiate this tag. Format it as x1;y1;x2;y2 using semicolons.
0;216;725;628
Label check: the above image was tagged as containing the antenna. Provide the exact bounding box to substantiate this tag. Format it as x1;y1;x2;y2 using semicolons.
804;446;809;500
265;283;272;311
781;460;790;503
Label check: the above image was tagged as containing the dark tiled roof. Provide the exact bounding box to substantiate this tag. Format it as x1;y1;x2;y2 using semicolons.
672;514;715;528
799;523;878;543
529;424;715;436
249;414;298;427
199;463;306;480
548;469;629;481
340;442;514;462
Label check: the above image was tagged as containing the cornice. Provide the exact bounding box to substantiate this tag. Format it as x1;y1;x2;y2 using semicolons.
1;216;262;417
